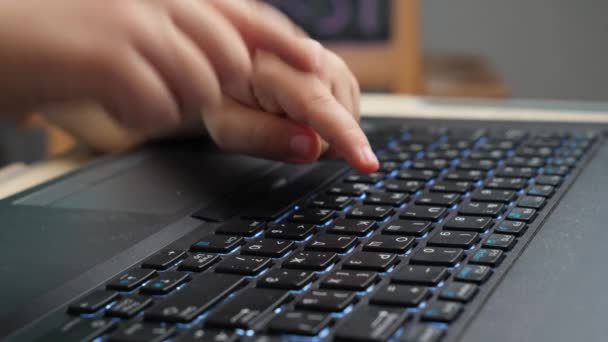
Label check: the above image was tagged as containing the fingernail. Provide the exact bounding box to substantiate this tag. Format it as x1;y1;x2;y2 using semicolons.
290;134;313;160
360;145;379;170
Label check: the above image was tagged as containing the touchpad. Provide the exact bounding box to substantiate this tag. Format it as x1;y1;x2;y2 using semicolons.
15;151;272;215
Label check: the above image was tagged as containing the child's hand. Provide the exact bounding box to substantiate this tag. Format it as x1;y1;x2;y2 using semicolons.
0;0;317;131
203;50;379;173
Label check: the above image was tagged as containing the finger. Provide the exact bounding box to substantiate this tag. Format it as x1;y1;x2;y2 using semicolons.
207;0;321;72
170;0;255;106
252;53;379;172
92;45;179;134
203;96;323;163
131;10;222;116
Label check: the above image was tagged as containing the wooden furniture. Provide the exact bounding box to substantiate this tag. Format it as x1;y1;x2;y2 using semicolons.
326;0;422;94
3;94;608;200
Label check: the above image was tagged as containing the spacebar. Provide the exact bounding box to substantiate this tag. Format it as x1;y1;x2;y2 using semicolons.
241;161;349;220
144;273;245;323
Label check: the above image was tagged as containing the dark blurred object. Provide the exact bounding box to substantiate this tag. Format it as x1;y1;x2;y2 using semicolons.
0;123;46;167
266;0;422;94
264;0;391;42
264;0;508;98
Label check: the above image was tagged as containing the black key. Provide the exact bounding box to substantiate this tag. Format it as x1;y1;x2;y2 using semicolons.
506;207;537;222
327;218;377;236
107;322;175;342
215;255;271;276
469;150;505;160
363;235;415;253
347;205;393;220
216;220;266;237
400;206;446;221
328;183;371;196
392;265;448;286
415;193;460;207
428;230;480;248
364;192;409;206
192;235;243;254
334;306;408;342
287;208;335;224
421;301;463;323
380;152;413;163
178;253;220;272
410;247;464;267
46;317;117;342
309;195;353;210
68;290;120;314
439;282;478;303
205;288;290;329
471;188;517;203
306;235;358;253
383;220;432;237
457;159;495;171
430;180;472;193
106;295;152;319
455;265;492;284
470;248;504;266
379;161;401;172
549;157;577;167
494;220;528;236
506;156;545;168
145;273;245;323
485;177;528;190
397;169;437;181
343;252;398;272
173;330;236;342
411;159;449;171
370;284;430;307
443;215;492;232
268;310;331;336
543;165;570;176
283;251;337;271
527;185;555;197
265;223;314;241
483;234;516;250
141;249;186;270
345;172;386;184
242;239;294;258
107;269;156;292
321;270;378;291
444;170;485;182
458;202;505;217
399;324;445;342
295;290;356;312
384;179;423;193
257;269;314;290
495;166;537;178
140;271;189;295
535;174;563;186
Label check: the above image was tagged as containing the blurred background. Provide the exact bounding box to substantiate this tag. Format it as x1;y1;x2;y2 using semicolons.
2;0;608;167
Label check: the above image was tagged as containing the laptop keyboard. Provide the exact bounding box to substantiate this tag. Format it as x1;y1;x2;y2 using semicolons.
51;125;600;342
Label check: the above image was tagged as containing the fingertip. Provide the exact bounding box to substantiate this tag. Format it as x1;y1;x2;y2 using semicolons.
355;145;380;173
304;38;323;73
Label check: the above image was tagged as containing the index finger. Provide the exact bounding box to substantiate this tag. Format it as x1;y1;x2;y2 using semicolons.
252;51;379;172
207;0;320;72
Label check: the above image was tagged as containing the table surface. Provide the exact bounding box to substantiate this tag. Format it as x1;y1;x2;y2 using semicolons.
2;94;608;200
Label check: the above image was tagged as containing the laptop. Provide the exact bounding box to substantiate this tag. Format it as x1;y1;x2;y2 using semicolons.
0;116;605;342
